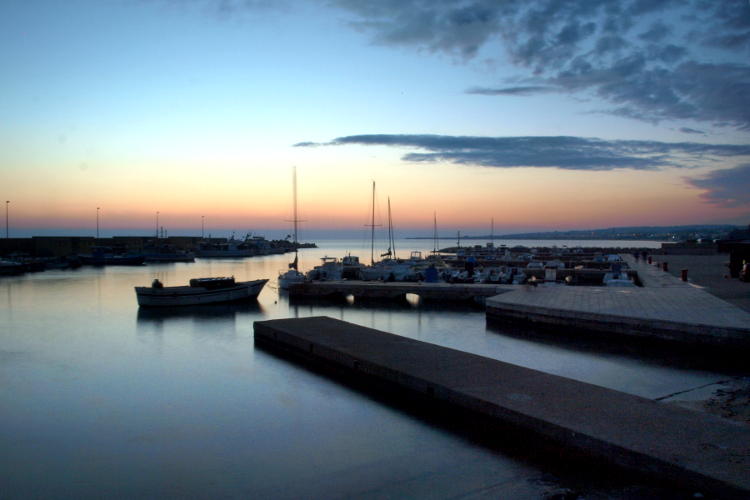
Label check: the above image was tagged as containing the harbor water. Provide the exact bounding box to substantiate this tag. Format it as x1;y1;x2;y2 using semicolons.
1;238;721;498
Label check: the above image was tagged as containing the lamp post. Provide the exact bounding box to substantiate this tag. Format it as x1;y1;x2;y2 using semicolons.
5;200;8;239
155;211;159;239
201;216;205;239
96;207;100;239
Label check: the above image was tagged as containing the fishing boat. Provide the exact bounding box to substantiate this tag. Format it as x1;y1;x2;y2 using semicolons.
135;276;268;307
278;167;306;290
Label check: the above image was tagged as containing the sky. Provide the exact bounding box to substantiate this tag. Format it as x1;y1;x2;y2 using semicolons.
1;0;749;238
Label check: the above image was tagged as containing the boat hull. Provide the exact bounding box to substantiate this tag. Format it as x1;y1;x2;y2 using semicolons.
278;270;306;290
135;279;268;307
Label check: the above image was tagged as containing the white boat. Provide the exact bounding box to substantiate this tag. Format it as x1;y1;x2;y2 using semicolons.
306;256;344;280
135;277;268;307
278;167;307;290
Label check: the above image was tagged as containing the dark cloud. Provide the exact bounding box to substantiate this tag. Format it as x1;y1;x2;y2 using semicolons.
333;0;750;130
295;134;750;171
638;21;671;42
465;85;555;96
686;163;750;207
679;127;705;135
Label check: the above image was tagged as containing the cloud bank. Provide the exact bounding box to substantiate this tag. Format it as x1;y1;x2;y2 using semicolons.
685;163;750;208
333;0;750;130
296;134;750;171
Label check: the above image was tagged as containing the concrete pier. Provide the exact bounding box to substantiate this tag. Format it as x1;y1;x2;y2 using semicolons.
486;255;750;351
254;317;750;498
287;280;515;302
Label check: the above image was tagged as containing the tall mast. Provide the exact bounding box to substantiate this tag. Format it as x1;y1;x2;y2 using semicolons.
388;197;396;260
290;167;300;270
491;217;494;246
370;181;375;265
292;167;298;246
433;211;439;254
363;181;381;265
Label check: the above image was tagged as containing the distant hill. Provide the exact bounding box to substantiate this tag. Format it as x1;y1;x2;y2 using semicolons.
408;225;740;241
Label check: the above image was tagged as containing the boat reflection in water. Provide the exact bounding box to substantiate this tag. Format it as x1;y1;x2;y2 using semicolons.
136;300;264;322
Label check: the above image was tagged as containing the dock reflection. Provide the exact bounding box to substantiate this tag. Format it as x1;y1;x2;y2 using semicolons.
486;318;747;374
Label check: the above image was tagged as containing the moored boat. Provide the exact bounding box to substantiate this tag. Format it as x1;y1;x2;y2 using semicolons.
135;276;268;307
143;242;195;263
0;259;25;276
195;236;256;258
79;246;145;266
278;167;307;290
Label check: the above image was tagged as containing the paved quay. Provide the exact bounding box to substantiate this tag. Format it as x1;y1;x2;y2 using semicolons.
254;317;750;498
486;254;750;350
288;280;515;302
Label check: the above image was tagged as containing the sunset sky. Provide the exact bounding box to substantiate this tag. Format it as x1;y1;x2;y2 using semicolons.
2;0;749;237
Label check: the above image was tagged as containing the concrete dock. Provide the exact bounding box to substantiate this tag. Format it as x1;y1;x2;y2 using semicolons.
487;255;750;351
254;317;750;498
287;280;515;302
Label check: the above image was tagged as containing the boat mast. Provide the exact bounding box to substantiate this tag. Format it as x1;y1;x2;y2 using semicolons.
286;166;303;271
370;181;376;265
363;181;381;266
387;197;396;260
433;211;439;255
292;167;298;269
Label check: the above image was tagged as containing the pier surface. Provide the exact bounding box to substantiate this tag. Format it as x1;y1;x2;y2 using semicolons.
487;254;750;349
254;317;750;497
288;280;514;301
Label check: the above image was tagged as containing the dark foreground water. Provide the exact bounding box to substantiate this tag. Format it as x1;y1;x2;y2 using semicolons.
0;239;724;498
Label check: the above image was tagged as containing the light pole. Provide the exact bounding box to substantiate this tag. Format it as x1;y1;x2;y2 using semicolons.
5;200;8;239
96;207;100;239
201;216;205;239
155;211;159;239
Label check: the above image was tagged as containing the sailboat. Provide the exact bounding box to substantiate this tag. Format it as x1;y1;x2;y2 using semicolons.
359;191;418;281
278;167;307;290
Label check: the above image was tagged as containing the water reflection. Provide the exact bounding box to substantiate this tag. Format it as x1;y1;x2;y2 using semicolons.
0;239;733;498
136;301;264;322
486;317;748;374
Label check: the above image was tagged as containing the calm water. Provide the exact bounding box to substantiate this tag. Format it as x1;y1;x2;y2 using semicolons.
1;238;718;498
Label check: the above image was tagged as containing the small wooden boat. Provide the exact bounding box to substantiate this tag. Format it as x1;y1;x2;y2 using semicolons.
135;276;267;307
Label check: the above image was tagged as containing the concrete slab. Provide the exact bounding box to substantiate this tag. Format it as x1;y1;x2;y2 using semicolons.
254;317;750;498
486;255;750;349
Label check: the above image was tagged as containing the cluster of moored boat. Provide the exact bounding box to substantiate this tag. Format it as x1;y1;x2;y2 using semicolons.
0;234;308;276
279;244;637;289
135;242;637;308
